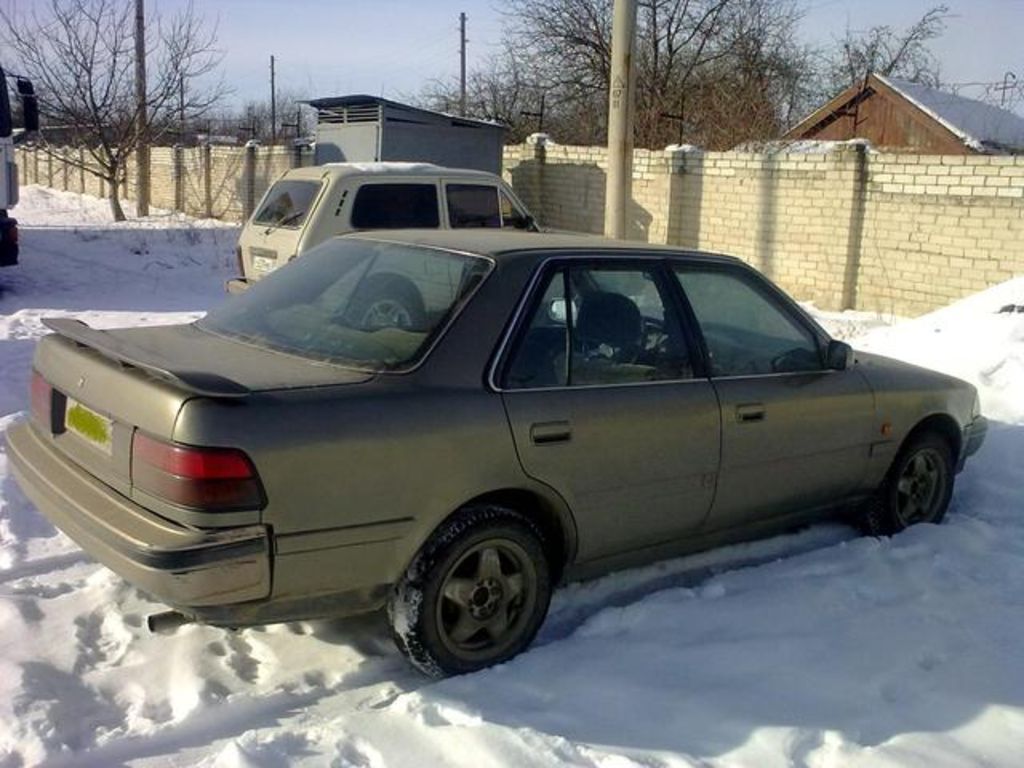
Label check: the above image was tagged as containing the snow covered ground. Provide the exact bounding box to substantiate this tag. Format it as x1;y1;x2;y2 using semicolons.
1;186;1022;767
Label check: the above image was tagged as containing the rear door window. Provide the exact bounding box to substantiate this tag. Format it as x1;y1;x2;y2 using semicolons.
503;263;693;388
252;180;322;228
446;184;501;228
351;184;440;229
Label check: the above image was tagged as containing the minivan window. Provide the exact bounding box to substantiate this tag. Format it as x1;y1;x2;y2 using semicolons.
253;180;321;228
500;190;533;229
447;184;501;228
351;184;440;229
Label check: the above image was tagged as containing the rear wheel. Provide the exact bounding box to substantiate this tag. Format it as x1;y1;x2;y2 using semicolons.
389;505;552;677
860;432;954;536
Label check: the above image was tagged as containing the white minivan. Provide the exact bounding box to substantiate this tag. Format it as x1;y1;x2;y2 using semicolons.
230;162;537;292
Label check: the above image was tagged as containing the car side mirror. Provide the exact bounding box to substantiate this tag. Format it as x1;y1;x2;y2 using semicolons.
826;340;853;371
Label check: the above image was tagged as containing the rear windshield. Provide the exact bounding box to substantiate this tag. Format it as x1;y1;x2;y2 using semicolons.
199;239;491;371
252;180;322;228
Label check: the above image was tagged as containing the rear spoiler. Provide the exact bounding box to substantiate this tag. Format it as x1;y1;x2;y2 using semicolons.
42;318;251;398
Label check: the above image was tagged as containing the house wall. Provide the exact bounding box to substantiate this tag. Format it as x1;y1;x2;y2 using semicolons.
504;141;1024;316
790;85;967;154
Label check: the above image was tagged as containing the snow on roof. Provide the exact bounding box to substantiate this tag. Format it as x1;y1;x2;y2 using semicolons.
877;74;1024;152
730;138;873;154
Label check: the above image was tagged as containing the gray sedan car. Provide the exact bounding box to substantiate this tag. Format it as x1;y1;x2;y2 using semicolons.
7;231;986;675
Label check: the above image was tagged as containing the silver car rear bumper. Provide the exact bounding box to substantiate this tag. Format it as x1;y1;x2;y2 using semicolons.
5;420;271;609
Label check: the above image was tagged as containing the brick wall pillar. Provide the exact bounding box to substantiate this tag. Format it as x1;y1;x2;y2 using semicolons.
203;144;213;218
521;132;548;224
173;145;185;212
663;145;704;249
243;141;257;219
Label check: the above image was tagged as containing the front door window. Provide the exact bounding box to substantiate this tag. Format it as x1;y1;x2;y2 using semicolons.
674;268;822;376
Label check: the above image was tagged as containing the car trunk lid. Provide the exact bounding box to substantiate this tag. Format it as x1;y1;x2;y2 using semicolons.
31;319;373;497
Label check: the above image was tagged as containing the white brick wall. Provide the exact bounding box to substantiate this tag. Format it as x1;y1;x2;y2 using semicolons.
503;143;1024;316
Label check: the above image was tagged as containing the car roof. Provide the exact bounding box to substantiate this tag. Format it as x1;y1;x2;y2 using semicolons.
279;162;505;182
346;229;746;266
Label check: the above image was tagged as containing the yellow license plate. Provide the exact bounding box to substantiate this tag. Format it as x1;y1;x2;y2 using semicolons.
65;399;113;454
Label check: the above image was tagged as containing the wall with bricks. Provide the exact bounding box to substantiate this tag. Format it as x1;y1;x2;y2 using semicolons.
504;139;1024;316
16;144;314;223
17;142;1022;316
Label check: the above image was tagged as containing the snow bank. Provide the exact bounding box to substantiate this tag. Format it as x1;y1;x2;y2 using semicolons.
852;278;1024;423
1;187;1022;767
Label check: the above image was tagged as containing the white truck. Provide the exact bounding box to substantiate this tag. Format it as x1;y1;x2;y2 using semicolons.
0;66;39;267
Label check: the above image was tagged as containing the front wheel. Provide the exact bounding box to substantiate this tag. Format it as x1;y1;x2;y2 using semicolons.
388;506;552;677
859;432;955;536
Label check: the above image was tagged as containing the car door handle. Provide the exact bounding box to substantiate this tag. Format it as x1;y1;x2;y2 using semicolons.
735;404;766;423
530;420;572;445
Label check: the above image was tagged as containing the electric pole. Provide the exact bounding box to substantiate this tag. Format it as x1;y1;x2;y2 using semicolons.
135;0;150;216
604;0;637;239
459;12;467;116
270;55;277;144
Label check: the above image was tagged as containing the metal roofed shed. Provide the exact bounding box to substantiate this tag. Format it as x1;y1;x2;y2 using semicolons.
307;95;507;173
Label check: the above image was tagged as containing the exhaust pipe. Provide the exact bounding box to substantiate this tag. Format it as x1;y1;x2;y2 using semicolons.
147;610;193;634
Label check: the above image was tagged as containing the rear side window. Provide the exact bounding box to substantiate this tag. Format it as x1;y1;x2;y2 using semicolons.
253;180;321;228
446;184;501;228
351;184;440;229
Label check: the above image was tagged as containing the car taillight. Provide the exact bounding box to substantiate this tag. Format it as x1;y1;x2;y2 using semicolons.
131;432;265;511
30;370;52;431
9;223;18;245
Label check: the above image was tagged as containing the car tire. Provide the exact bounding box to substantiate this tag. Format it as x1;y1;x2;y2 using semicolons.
388;505;552;677
859;431;955;536
347;273;426;331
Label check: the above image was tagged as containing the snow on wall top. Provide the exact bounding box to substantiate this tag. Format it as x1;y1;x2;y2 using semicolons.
878;73;1024;152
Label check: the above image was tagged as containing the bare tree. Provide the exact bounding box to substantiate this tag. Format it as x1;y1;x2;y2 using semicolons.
420;44;540;142
1;0;227;220
424;0;812;149
825;5;950;93
226;88;318;145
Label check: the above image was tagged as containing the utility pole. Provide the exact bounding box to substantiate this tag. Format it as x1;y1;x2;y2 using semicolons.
604;0;637;239
270;55;277;144
134;0;150;216
459;12;467;116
